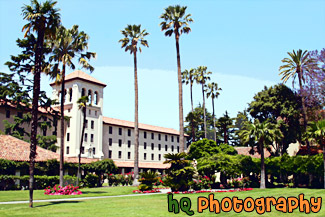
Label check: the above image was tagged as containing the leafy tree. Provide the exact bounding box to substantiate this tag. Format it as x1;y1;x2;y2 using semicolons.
21;0;61;207
119;24;149;185
306;119;325;188
49;24;95;187
279;49;317;154
216;111;235;145
233;110;250;146
195;66;212;138
163;152;195;192
206;82;222;142
247;84;301;155
239;120;283;189
160;5;193;152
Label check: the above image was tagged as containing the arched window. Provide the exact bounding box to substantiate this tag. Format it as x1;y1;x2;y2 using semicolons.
94;91;98;105
69;88;73;102
81;88;86;97
88;90;92;104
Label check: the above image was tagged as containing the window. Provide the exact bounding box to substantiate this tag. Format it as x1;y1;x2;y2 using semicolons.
66;146;69;154
158;144;161;151
128;129;131;136
165;135;168;141
144;142;147;149
91;120;94;129
109;138;112;146
158;134;161;140
94;91;98;105
118;151;122;159
89;109;91;115
128;140;131;148
81;88;85;97
5;110;10;118
118;139;122;147
177;146;179;153
85;120;88;128
67;119;70;128
144;153;147;160
109;126;112;134
165;145;168;151
128;152;131;159
67;133;70;141
64;89;67;103
93;147;96;155
88;90;92;104
151;154;154;160
17;112;23;118
144;132;147;139
151;143;154;150
159;154;161;161
171;146;174;152
68;109;70;113
42;129;47;136
95;111;97;116
171;136;174;142
84;133;88;142
81;146;85;154
177;136;179;143
119;128;122;135
151;133;154;139
109;150;112;158
91;134;94;143
69;88;73;102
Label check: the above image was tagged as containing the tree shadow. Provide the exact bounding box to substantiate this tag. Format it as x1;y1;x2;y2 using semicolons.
80;191;107;194
35;200;83;208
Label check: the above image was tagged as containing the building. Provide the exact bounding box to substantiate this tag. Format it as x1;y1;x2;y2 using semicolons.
1;70;186;173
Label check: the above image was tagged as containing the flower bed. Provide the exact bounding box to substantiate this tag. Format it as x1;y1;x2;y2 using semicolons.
44;184;82;195
168;188;254;194
133;187;169;194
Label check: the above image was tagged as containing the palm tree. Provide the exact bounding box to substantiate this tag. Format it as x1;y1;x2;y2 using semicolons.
279;49;317;153
119;24;149;185
76;96;89;186
240;120;283;189
206;82;222;142
160;5;193;152
22;0;60;208
195;66;211;139
49;25;95;186
307;119;325;188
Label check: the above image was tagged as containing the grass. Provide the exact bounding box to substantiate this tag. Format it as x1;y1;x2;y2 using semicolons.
0;188;324;216
0;186;137;202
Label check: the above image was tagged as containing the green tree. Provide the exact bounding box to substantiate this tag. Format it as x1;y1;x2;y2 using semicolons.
279;50;317;154
307;119;325;188
239;120;283;189
160;5;193;152
206;82;222;142
119;24;149;185
19;0;60;206
195;66;212;138
216;111;235;145
77;95;89;186
49;24;95;186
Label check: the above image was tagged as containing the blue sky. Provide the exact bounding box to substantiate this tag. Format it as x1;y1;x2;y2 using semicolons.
1;0;324;130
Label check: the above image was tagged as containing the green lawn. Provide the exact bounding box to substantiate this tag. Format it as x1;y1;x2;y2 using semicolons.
0;186;137;202
0;188;324;216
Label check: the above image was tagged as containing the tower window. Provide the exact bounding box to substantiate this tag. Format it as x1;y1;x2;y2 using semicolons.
94;91;98;105
109;126;112;134
128;129;131;136
119;128;122;135
144;132;147;139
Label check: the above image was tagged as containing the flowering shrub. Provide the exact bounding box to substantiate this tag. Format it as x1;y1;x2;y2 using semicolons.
44;184;82;195
133;188;162;194
167;188;254;194
227;177;251;188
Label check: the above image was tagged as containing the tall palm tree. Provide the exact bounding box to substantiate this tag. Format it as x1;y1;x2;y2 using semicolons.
240;120;283;189
49;25;95;186
206;82;222;142
195;66;211;138
160;5;193;152
119;24;149;185
22;0;60;208
307;119;325;189
76;96;89;186
279;49;317;153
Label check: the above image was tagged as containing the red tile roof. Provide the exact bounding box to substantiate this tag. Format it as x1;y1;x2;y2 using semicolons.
103;116;187;136
0;135;97;163
235;147;271;158
114;161;170;169
0;100;59;114
50;70;106;87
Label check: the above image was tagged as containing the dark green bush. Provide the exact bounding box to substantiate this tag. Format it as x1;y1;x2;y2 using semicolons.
83;174;99;188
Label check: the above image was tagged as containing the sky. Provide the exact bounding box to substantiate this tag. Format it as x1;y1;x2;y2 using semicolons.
0;0;324;130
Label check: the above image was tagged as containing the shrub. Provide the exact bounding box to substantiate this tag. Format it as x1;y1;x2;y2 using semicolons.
138;170;158;191
82;174;99;188
44;184;82;195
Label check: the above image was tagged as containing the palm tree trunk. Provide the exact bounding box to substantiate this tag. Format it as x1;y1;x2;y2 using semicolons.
60;63;66;186
77;105;86;186
202;83;207;138
260;142;266;189
190;82;195;142
175;34;184;152
29;29;45;208
133;51;140;185
212;97;216;142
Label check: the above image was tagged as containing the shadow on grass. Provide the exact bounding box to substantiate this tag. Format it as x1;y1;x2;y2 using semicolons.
35;201;83;208
80;191;107;194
